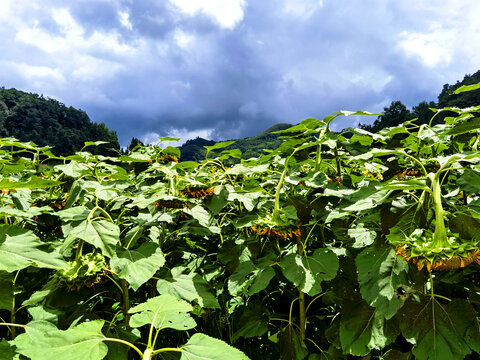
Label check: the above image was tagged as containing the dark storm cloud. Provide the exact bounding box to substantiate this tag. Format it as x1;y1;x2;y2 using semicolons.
1;0;478;146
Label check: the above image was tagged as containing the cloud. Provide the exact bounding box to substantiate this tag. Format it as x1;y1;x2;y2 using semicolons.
1;0;479;146
118;10;133;31
168;0;247;29
282;0;323;18
141;127;216;147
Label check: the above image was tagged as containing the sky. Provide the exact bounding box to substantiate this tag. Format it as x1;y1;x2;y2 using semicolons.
1;0;479;147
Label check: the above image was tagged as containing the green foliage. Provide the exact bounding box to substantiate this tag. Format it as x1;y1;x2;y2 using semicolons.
0;88;120;156
1;86;480;360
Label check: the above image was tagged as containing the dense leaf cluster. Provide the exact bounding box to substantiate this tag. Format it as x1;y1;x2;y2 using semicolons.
0;93;480;359
0;88;120;156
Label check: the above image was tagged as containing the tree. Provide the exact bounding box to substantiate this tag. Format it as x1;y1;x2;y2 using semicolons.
412;101;437;125
361;101;414;133
127;137;144;152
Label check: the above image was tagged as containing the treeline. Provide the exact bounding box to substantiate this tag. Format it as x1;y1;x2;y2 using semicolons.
0;88;120;156
361;70;480;132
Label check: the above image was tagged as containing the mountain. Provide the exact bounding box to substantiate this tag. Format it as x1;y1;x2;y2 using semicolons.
0;87;120;155
178;122;292;162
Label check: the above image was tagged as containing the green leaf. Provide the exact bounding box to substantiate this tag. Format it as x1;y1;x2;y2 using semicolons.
130;310;196;331
184;205;211;228
379;179;430;192
398;298;473;360
180;333;250;360
465;315;480;354
159;137;180;142
0;339;14;360
227;187;261;211
336;110;379;117
130;294;192;314
350;148;400;161
279;324;308;360
63;220;119;258
348;225;376;248
157;268;220;309
14;320;108;360
233;303;268;341
280;248;339;296
447;118;480;135
340;300;398;356
273;118;322;134
220;149;242;160
356;246;408;319
84;141;110;147
0;225;67;272
205;141;236;157
56;206;90;221
27;305;62;323
453;82;480;94
457;169;480;193
129;294;196;330
228;258;276;297
0;177;62;189
55;162;91;177
0;270;13;310
110;243;165;291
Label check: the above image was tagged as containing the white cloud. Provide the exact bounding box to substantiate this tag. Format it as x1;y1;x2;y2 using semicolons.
141;127;215;147
398;25;454;67
346;67;393;92
12;7;142;86
283;0;323;18
174;28;195;50
118;10;133;30
168;0;246;29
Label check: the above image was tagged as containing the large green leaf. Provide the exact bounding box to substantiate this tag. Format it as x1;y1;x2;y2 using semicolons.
129;294;196;330
130;309;196;331
157;267;220;309
110;242;165;291
447;118;480;135
340;300;398;356
0;270;13;310
14;320;108;360
63;220;119;258
233;303;269;341
454;82;480;94
398;298;473;360
356;246;408;319
378;179;430;192
0;339;13;360
348;225;376;248
55;162;91;177
0;225;67;272
457;169;480;193
0;177;62;189
280;248;339;296
228;254;276;296
205;141;236;158
129;294;192;314
180;333;250;360
279;323;308;360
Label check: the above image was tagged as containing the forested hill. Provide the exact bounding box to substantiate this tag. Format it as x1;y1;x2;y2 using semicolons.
361;69;480;132
178;123;292;161
0;88;119;155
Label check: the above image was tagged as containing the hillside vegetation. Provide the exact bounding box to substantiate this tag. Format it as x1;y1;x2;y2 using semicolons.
0;88;120;155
